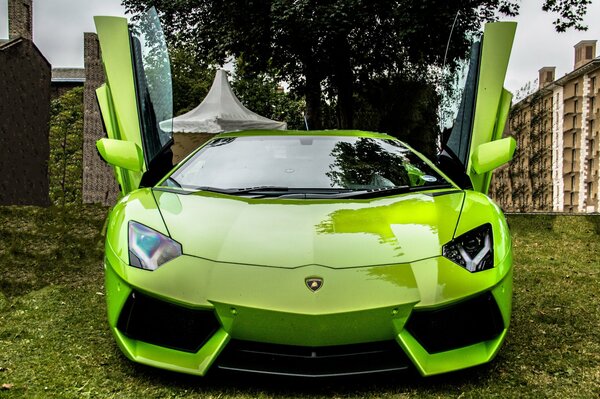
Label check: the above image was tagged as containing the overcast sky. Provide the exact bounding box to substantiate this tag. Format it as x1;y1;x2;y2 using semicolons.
0;0;599;93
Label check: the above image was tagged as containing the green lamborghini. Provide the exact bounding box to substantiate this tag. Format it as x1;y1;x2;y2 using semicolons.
94;9;517;377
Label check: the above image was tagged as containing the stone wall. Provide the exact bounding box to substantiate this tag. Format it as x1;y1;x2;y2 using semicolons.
8;0;32;41
0;39;51;206
82;32;120;205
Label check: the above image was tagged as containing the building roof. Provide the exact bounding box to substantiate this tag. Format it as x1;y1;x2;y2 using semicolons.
0;37;20;50
513;56;600;109
553;56;600;86
0;36;51;68
51;68;85;83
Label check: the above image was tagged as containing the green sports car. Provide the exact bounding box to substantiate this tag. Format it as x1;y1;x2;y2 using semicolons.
94;9;517;377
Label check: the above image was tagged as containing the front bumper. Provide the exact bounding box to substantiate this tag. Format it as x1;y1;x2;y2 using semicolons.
104;245;512;377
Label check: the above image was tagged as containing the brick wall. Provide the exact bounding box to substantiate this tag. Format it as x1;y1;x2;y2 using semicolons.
82;32;119;205
8;0;32;41
0;39;51;206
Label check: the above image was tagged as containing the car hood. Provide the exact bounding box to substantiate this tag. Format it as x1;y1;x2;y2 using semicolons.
153;189;465;268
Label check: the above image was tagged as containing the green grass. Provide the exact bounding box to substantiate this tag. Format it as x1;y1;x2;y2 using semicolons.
0;206;598;398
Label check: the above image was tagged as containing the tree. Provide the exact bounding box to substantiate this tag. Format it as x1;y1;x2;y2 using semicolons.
122;0;591;135
232;59;306;130
169;47;214;116
48;87;84;206
543;0;593;32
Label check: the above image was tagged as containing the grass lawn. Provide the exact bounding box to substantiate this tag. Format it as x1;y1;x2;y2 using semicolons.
0;206;598;398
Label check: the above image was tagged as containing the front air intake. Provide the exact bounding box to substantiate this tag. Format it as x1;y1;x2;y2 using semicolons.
405;291;504;353
117;291;220;353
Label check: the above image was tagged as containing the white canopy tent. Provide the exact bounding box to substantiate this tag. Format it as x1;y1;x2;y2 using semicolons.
163;69;287;133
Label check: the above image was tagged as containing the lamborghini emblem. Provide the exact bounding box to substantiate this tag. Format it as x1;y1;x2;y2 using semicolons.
305;277;323;292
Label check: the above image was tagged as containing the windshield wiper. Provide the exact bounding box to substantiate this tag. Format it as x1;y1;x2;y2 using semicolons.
194;186;291;195
157;183;455;199
331;183;455;199
331;185;411;199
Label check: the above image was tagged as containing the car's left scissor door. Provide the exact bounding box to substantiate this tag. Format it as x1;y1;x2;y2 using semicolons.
94;7;174;195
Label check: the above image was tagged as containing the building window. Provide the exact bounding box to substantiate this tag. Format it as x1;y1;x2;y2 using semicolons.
574;99;578;113
592;76;597;93
571;192;575;207
575;82;579;96
586;46;594;60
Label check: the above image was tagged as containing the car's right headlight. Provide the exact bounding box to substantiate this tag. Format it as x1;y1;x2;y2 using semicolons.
128;221;182;271
442;224;493;272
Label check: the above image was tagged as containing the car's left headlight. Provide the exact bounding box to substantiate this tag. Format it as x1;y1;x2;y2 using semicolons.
442;224;493;272
128;221;182;271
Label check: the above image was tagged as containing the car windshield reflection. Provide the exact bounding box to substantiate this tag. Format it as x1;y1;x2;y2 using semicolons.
166;135;453;197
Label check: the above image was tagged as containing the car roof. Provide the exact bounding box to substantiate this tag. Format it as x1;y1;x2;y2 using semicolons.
214;130;396;140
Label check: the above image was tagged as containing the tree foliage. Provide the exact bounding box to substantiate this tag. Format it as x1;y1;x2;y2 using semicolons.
48;87;84;206
232;61;306;130
326;138;410;188
542;0;593;32
169;47;214;116
121;0;591;148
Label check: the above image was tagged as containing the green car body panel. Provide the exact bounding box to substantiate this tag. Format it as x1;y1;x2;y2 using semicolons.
103;183;512;376
95;11;517;377
94;15;149;193
467;22;516;193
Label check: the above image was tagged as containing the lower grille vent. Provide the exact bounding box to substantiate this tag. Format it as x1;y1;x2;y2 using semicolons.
217;340;411;378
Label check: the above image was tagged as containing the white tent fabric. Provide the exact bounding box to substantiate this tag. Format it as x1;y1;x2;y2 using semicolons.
162;69;287;133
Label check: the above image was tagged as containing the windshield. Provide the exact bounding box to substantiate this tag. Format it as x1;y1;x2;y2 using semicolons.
166;135;452;195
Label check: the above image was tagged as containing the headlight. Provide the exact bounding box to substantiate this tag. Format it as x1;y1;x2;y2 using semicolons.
442;224;493;272
128;221;182;271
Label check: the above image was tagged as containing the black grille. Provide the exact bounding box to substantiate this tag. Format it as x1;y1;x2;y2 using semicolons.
405;291;504;354
116;291;220;353
216;340;411;378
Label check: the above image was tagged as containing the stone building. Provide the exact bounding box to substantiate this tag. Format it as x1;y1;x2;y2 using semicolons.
81;32;119;205
0;0;51;206
490;40;600;213
51;68;85;99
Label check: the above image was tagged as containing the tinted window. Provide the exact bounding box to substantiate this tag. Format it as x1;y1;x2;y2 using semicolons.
169;136;449;190
130;7;173;163
445;40;481;166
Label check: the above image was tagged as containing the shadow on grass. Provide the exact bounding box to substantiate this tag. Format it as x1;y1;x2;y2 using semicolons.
0;205;108;299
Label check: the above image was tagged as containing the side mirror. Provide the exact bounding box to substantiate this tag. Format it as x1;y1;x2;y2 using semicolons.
96;138;144;172
471;137;516;175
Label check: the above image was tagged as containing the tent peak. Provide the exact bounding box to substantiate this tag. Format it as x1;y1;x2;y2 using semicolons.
166;69;287;134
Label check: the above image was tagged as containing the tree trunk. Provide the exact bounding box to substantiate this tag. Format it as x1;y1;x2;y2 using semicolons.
304;67;322;130
333;40;354;129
